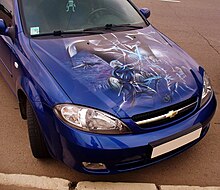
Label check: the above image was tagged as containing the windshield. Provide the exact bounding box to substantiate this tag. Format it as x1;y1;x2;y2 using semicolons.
19;0;146;37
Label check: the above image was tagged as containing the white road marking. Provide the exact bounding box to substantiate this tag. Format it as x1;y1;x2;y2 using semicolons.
160;0;181;3
0;173;70;190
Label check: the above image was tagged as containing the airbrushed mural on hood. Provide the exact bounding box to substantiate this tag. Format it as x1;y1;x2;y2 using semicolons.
66;31;194;110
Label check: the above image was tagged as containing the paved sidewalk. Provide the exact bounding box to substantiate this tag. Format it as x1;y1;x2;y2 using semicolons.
1;173;220;190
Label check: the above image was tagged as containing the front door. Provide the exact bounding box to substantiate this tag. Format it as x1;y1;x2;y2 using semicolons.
0;0;14;90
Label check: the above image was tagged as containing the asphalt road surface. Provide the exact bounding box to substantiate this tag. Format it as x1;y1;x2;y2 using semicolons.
0;0;219;187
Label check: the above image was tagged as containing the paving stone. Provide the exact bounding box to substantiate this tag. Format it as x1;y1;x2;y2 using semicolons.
76;181;157;190
0;173;70;190
0;184;44;190
160;185;220;190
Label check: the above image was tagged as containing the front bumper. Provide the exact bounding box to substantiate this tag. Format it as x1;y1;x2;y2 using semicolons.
47;94;216;174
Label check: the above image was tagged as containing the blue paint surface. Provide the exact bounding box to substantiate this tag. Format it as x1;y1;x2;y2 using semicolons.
0;0;216;174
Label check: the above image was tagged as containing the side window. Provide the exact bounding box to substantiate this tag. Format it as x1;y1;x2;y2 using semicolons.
0;0;13;27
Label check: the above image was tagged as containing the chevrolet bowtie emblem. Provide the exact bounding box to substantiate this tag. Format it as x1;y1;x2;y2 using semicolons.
166;110;179;118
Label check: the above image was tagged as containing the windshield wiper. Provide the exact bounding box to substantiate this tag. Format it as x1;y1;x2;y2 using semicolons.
31;24;143;37
31;30;104;37
83;24;143;32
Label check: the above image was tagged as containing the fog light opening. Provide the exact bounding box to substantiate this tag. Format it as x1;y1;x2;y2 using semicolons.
82;162;107;170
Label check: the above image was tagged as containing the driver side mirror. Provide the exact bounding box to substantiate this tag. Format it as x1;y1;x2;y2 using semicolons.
0;19;16;42
0;19;8;35
140;8;151;19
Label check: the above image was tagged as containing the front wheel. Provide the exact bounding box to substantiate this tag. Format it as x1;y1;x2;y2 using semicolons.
27;101;50;159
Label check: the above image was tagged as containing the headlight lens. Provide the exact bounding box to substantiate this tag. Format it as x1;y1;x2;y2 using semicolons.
54;104;130;134
201;72;212;107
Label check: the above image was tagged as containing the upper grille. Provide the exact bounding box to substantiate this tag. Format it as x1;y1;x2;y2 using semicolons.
132;97;198;129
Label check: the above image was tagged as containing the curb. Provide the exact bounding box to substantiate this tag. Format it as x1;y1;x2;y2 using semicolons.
159;186;220;190
76;182;220;190
76;181;157;190
1;173;220;190
0;173;71;190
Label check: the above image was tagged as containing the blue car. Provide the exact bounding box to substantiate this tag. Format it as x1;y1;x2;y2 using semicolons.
0;0;217;174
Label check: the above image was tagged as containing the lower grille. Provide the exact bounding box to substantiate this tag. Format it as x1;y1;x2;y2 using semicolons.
132;97;198;129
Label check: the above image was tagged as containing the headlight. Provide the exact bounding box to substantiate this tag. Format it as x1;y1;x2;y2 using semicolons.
200;72;212;107
54;104;130;134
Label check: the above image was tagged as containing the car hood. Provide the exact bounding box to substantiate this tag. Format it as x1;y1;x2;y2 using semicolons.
30;26;200;118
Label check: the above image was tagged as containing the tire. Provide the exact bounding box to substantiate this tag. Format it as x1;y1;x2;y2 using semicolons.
26;101;50;158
